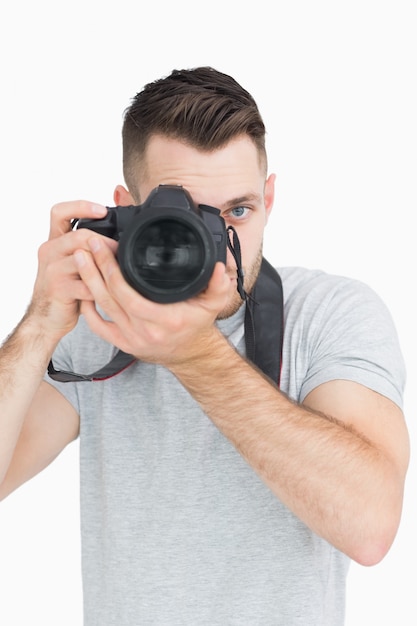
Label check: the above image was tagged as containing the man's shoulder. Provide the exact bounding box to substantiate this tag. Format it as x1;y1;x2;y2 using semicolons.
276;265;387;321
278;265;357;289
277;266;362;301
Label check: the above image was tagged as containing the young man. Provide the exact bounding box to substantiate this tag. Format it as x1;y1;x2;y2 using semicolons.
0;67;409;624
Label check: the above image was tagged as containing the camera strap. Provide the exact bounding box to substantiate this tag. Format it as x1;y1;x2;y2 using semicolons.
226;226;284;386
48;257;284;386
244;257;284;386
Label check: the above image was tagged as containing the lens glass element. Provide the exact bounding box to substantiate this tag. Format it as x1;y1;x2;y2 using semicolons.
131;219;205;290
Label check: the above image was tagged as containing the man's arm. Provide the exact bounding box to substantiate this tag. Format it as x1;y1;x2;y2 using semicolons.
168;334;409;566
0;200;110;499
0;319;79;500
73;235;410;566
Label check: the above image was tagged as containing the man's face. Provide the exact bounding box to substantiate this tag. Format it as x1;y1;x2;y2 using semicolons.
132;135;275;318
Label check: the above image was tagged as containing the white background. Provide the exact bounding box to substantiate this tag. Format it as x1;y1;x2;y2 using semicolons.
0;1;415;624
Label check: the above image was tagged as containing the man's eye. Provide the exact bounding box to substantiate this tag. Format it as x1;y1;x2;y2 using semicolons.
230;206;249;219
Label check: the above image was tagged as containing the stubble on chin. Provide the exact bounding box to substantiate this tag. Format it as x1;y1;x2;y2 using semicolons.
216;247;263;320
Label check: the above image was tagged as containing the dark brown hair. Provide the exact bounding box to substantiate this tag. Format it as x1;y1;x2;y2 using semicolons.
122;66;266;198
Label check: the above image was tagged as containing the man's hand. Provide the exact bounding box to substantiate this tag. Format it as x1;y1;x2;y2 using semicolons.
73;235;233;366
28;201;115;342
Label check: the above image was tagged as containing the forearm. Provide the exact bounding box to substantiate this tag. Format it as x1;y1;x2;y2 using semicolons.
0;314;58;483
169;329;401;564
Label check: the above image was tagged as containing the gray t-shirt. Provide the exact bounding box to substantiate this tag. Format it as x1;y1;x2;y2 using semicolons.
45;266;405;626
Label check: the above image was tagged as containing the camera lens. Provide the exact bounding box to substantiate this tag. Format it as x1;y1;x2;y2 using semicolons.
134;220;204;287
118;208;218;303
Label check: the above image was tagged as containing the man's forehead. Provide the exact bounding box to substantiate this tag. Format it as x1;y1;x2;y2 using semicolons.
139;134;265;205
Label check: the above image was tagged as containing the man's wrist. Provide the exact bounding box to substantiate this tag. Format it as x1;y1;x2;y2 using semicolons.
9;310;62;365
167;327;236;377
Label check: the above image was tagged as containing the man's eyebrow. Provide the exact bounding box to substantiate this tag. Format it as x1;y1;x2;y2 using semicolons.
222;193;262;209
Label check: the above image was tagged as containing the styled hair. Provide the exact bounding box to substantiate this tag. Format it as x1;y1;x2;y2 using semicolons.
122;66;266;198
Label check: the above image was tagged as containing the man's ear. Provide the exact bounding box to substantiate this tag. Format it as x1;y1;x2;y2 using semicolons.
264;173;276;224
114;185;135;206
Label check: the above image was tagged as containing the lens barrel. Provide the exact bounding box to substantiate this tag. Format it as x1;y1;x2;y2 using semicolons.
117;207;219;303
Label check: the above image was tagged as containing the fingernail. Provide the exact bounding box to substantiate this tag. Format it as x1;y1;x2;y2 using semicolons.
92;204;107;216
89;237;101;253
74;251;86;267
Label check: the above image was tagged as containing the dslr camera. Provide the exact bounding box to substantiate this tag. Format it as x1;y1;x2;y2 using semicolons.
75;185;227;303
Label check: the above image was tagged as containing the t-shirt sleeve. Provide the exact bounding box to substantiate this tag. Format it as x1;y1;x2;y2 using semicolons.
43;331;81;415
283;270;406;408
43;315;119;415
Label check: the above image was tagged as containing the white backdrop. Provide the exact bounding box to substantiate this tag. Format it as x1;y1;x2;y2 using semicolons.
0;1;415;624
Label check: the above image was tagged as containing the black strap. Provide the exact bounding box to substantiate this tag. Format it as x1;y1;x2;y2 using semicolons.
244;258;284;386
47;348;136;382
48;257;284;385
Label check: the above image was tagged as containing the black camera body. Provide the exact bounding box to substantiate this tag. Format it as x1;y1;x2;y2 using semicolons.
76;185;227;303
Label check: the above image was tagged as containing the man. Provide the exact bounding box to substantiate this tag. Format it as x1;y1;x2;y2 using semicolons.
0;67;409;625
